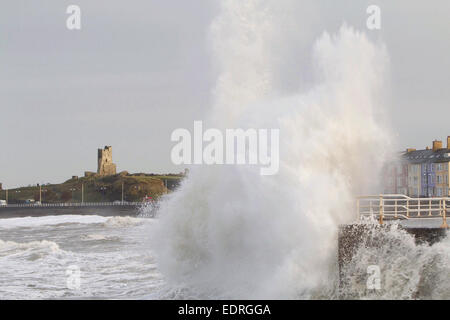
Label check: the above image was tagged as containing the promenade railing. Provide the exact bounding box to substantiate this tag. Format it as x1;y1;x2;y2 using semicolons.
0;202;142;208
356;194;448;228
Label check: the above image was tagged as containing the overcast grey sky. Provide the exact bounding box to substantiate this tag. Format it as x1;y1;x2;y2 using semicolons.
1;1;449;188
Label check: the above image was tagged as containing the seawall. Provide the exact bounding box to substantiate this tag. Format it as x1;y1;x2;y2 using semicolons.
0;205;140;218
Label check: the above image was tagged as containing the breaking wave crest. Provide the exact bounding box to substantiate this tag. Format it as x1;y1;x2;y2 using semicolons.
0;215;108;229
103;216;143;228
0;239;64;260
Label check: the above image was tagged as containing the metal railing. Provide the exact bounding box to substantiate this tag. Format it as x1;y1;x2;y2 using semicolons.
357;194;449;228
0;201;142;208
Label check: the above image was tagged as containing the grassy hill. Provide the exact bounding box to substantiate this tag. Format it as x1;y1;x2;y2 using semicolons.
1;172;185;204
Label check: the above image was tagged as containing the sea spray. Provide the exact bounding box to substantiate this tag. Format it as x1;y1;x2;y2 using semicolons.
150;0;392;299
339;223;450;299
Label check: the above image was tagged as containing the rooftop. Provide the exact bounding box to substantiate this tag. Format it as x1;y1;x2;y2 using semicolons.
403;148;450;164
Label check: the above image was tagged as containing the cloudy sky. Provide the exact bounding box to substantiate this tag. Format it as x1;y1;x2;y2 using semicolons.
1;0;449;188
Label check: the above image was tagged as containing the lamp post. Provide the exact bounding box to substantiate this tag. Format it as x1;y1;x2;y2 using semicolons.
133;185;140;202
14;190;21;204
41;189;48;203
99;186;107;202
121;182;124;204
69;188;77;202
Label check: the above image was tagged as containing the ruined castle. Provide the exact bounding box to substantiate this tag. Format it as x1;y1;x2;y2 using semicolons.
97;146;117;176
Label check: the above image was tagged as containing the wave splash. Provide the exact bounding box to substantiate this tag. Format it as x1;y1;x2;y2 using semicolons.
143;0;450;299
340;224;450;299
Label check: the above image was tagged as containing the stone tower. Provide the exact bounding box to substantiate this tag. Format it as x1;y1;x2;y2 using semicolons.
97;146;117;176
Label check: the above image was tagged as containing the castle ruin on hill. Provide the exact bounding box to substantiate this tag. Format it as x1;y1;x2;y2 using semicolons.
97;146;117;176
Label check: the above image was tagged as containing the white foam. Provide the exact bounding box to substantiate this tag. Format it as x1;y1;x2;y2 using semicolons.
0;239;62;256
340;224;450;299
103;216;143;227
82;234;109;241
0;215;108;229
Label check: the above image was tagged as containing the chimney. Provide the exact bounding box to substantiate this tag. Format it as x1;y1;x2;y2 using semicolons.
406;148;416;153
432;140;443;151
447;136;450;149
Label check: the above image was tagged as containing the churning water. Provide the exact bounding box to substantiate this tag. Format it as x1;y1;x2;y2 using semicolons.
1;0;449;299
0;213;449;299
0;214;163;299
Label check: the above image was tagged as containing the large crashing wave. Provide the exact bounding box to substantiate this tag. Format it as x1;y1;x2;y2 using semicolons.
147;0;450;299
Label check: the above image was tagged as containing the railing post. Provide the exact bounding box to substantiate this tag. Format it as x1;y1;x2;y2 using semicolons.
441;199;448;229
428;199;432;217
439;199;442;217
356;198;360;221
394;199;398;219
379;194;384;225
406;199;410;218
370;200;373;219
418;199;421;217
